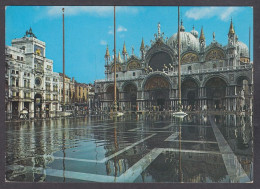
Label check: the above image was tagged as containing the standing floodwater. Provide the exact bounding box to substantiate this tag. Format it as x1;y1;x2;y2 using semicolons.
5;114;253;183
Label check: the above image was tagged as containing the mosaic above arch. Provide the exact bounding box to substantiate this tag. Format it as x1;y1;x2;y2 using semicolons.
181;52;199;64
111;64;122;72
127;61;141;70
240;57;250;63
205;48;225;61
145;76;170;90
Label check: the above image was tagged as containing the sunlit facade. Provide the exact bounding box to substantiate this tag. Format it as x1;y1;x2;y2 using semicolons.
95;20;253;112
5;29;80;119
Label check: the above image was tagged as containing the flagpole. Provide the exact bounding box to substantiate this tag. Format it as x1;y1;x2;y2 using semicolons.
113;6;117;112
249;26;251;62
62;8;65;111
178;6;182;111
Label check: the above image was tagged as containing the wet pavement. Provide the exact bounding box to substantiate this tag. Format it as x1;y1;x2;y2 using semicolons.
5;113;253;183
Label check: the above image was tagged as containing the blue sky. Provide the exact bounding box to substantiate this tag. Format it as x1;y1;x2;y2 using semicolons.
5;6;253;84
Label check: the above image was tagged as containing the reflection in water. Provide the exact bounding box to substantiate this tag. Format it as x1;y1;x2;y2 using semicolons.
5;113;253;182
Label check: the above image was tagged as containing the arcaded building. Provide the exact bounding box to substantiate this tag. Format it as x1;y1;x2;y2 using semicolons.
94;20;253;112
5;28;75;119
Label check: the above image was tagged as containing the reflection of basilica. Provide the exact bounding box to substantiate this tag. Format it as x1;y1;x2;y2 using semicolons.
95;20;253;112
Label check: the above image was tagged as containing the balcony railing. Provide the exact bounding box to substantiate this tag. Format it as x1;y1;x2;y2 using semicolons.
96;64;253;83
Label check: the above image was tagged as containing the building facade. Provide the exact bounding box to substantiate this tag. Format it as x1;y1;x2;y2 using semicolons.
5;28;87;119
95;20;253;112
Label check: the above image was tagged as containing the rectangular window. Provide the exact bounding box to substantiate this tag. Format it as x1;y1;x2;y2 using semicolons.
16;71;19;74
21;57;24;61
116;74;118;78
133;72;136;76
46;83;51;91
12;70;15;74
17;56;20;60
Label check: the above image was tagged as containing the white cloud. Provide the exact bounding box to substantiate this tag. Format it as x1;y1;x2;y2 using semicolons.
220;7;240;21
117;26;127;32
185;7;240;21
108;29;113;35
47;6;140;17
100;40;107;45
108;25;127;35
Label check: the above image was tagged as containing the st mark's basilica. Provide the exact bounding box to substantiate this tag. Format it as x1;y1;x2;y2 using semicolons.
94;20;253;112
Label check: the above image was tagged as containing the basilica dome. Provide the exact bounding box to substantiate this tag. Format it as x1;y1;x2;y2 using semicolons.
237;41;249;58
167;24;200;53
190;27;199;38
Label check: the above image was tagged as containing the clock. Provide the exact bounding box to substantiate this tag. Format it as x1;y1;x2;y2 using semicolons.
35;77;42;87
34;45;43;56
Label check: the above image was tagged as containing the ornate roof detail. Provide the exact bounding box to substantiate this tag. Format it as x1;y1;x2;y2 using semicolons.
190;25;199;38
140;38;145;51
105;45;110;58
24;27;37;38
228;18;235;35
151;22;168;46
237;41;249;57
122;41;127;55
199;27;205;42
118;50;123;63
167;23;200;53
180;20;185;32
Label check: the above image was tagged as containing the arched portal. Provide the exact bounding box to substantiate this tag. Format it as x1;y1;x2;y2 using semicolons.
34;93;42;118
182;79;199;110
123;83;137;111
105;85;119;111
144;76;170;111
205;77;227;110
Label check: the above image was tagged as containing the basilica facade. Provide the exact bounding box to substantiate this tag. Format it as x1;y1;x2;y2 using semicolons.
94;20;253;112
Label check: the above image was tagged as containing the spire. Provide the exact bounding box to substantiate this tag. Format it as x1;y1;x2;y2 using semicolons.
213;32;215;41
140;38;145;60
122;41;127;55
122;42;127;61
158;22;161;36
105;45;110;58
180;19;185;32
118;50;122;63
199;27;205;42
228;18;235;36
140;38;145;51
